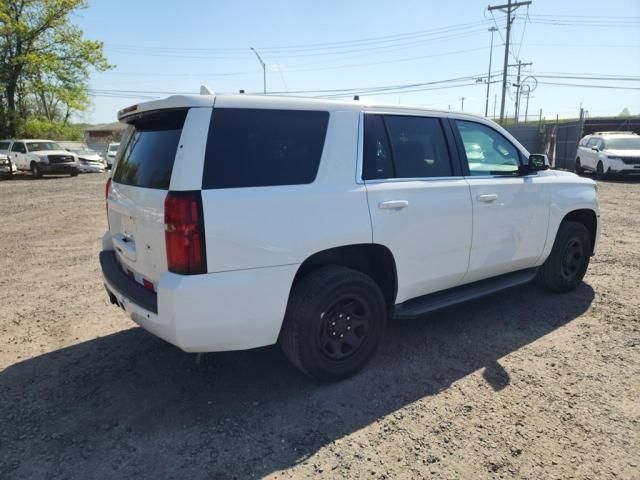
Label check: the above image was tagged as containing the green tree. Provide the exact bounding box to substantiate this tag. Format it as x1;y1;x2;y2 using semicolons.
619;107;631;117
0;0;112;137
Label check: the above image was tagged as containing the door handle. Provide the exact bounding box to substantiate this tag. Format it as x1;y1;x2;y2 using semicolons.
379;200;409;210
477;193;498;203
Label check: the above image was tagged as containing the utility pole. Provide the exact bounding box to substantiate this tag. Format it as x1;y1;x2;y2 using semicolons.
487;0;532;123
460;97;466;112
493;94;497;119
523;85;531;122
509;60;532;123
250;47;266;94
485;26;498;117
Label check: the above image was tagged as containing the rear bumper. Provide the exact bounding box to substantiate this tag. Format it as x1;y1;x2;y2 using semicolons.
99;242;297;353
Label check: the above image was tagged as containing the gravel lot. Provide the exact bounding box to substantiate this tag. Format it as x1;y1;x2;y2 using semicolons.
0;173;638;479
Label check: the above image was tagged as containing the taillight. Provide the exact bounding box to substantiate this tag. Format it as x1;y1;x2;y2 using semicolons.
105;177;112;228
164;191;207;275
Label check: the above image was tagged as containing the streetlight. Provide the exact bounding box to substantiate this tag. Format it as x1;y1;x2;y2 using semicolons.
485;26;498;117
250;47;266;94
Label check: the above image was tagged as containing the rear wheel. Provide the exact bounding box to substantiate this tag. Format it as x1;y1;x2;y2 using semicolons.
575;158;583;174
537;221;591;293
279;266;387;381
30;162;42;178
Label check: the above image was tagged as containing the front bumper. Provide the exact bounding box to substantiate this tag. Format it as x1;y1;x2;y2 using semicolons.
606;159;640;174
40;163;78;174
99;242;298;353
78;163;106;173
0;162;17;175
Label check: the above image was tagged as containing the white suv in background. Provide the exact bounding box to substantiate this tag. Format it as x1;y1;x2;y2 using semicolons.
101;93;600;381
105;142;120;169
575;131;640;178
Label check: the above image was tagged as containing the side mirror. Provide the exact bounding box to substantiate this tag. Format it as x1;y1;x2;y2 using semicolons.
527;154;549;172
591;146;599;152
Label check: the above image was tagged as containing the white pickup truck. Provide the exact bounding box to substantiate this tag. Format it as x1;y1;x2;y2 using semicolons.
0;139;79;177
100;93;600;381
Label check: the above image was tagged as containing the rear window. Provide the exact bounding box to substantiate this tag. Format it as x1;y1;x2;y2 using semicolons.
112;109;187;189
202;108;329;189
0;141;10;150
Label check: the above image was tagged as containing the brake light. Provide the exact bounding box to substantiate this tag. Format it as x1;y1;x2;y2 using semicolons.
105;177;112;228
164;191;207;275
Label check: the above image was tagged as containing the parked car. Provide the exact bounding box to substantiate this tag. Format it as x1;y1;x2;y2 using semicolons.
106;142;120;169
100;93;600;381
59;141;105;173
575;131;640;178
0;141;18;178
0;139;79;177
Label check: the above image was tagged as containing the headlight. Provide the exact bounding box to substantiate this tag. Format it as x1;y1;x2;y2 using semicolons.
37;155;49;164
607;156;623;161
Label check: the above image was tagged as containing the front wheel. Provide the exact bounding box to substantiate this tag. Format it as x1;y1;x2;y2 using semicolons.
596;161;605;180
70;169;79;177
537;221;591;293
279;266;387;381
31;162;42;178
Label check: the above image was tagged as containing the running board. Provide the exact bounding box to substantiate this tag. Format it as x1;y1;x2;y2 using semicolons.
393;268;538;320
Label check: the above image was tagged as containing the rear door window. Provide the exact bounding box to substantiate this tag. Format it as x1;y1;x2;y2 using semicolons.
202;108;329;189
112;109;187;189
363;114;453;180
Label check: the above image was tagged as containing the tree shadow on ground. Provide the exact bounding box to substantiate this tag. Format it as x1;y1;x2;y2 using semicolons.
0;283;594;479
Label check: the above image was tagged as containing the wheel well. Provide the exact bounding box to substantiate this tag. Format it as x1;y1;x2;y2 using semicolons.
293;244;398;307
563;209;597;254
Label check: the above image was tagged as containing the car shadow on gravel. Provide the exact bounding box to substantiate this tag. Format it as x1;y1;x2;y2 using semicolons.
0;283;594;479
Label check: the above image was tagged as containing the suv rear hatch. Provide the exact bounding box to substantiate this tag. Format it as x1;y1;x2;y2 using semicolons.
107;109;188;288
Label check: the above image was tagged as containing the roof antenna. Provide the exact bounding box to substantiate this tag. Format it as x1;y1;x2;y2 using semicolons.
200;85;214;95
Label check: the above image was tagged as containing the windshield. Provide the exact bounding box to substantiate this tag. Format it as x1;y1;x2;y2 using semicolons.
26;141;62;152
605;137;640;150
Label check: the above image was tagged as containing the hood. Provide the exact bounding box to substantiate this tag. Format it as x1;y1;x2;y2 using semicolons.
603;149;640;157
30;150;77;157
552;169;597;185
77;153;103;161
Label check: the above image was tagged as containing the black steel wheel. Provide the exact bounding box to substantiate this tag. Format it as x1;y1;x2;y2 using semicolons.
31;162;42;178
537;221;591;292
279;266;387;381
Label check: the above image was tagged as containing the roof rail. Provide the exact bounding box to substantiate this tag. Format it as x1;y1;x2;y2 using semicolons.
592;131;637;135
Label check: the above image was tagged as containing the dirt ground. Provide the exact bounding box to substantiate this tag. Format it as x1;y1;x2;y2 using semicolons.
0;173;638;480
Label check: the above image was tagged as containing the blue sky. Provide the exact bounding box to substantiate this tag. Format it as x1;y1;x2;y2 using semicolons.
74;0;640;124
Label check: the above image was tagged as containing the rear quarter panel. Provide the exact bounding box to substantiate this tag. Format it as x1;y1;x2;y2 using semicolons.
200;109;371;272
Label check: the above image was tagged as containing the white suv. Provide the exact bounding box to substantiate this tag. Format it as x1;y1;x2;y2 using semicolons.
101;93;600;381
575;131;640;178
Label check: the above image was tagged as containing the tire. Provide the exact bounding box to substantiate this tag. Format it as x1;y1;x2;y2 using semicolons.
70;169;79;177
537;221;591;293
596;161;605;180
575;158;583;174
279;266;387;381
30;162;42;178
